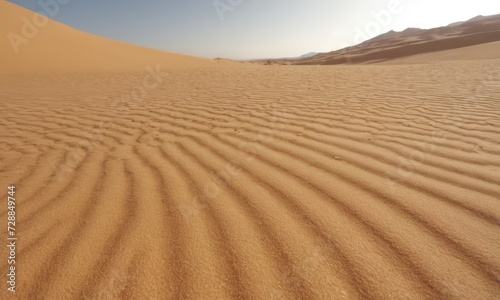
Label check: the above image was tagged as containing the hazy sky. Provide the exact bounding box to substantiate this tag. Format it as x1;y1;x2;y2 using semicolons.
9;0;500;59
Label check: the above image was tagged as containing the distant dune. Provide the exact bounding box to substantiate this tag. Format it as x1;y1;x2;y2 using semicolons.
381;41;500;64
0;1;213;73
298;14;500;65
299;52;319;59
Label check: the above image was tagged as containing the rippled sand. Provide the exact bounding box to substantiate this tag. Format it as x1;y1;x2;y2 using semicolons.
1;60;499;299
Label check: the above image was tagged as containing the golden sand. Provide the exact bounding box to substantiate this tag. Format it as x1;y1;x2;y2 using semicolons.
1;1;499;299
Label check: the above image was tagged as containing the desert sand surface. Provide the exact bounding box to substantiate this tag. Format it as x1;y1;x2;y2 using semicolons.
1;1;500;299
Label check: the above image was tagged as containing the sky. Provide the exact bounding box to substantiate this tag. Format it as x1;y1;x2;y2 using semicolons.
8;0;500;59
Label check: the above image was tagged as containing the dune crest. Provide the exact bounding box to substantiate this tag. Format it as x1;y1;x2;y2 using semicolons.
298;13;500;65
0;1;213;73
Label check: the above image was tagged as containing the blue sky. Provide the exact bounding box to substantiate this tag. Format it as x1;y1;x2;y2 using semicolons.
8;0;500;59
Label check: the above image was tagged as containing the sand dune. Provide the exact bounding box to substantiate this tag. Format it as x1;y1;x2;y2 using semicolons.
382;41;500;64
298;13;500;65
1;1;500;299
0;1;213;73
